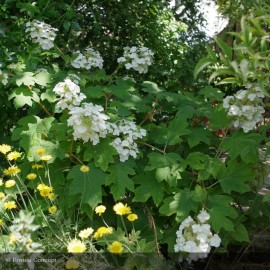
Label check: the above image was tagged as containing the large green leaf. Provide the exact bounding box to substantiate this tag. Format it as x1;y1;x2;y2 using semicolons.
83;139;117;171
68;165;106;209
141;81;164;94
216;160;254;194
194;57;213;79
159;189;198;219
229;223;250;242
9;87;39;108
34;69;52;86
187;128;211;148
207;195;238;232
108;78;135;97
133;172;164;205
215;37;233;60
208;104;230;130
145;152;184;170
106;163;135;199
223;132;262;163
14;72;36;86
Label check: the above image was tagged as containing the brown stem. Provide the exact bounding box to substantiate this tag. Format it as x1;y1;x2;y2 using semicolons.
144;204;160;256
38;102;53;117
137;141;165;154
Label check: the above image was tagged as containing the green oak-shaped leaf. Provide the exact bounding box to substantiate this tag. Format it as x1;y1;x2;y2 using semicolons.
133;172;164;206
106;163;135;199
68;165;106;209
207;195;238;232
223;131;263;163
216;160;254;194
159;189;198;219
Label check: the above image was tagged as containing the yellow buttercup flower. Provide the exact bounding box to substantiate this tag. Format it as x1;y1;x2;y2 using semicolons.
5;180;16;188
48;205;57;214
127;213;138;222
32;164;44;169
0;219;4;226
113;202;132;216
48;193;57;201
93;226;113;239
7;151;21;161
0;144;11;154
67;239;87;253
3;166;21;176
40;155;52;161
107;241;124;254
0;192;5;200
37;183;53;197
65;258;80;269
80;165;90;173
3;201;17;210
37;147;46;156
95;205;106;216
26;173;37;180
78;227;94;239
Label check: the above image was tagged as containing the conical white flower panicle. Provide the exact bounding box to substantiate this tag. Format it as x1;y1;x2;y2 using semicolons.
71;47;103;70
108;120;147;162
67;102;110;145
223;83;265;133
174;209;221;263
26;20;58;50
117;46;154;74
53;78;86;111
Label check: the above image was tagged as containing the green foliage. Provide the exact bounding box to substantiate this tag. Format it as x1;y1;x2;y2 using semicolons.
0;0;269;267
67;165;106;209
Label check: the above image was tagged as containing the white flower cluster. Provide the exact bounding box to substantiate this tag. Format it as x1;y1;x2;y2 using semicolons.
223;84;265;133
67;102;109;145
71;47;104;70
25;20;58;50
117;46;154;74
0;69;8;85
108;120;147;162
174;209;221;263
53;78;86;111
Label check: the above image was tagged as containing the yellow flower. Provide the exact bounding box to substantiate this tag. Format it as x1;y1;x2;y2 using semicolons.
32;164;44;169
40;155;52;161
0;144;12;154
37;183;53;197
48;205;57;214
67;239;87;253
80;165;90;173
78;227;94;239
0;219;4;226
65;258;80;269
5;180;16;188
48;193;57;201
95;205;106;216
93;227;113;239
3;201;17;210
37;147;46;156
7;151;22;161
113;202;132;216
107;241;124;254
26;173;37;180
127;213;138;222
0;192;5;200
3;166;21;176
